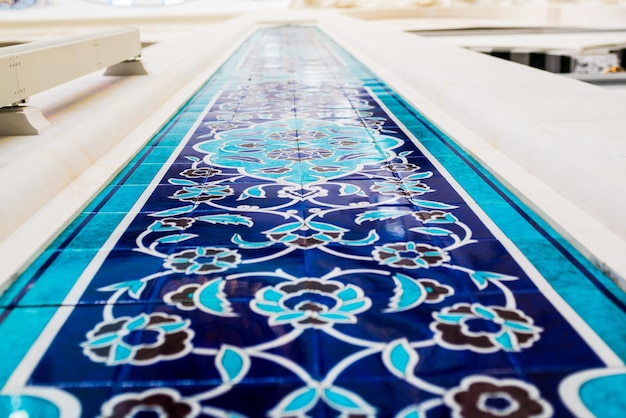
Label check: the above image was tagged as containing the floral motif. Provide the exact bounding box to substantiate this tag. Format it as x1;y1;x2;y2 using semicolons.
261;166;291;174
413;210;457;224
381;162;421;173
371;178;431;198
99;388;201;418
431;303;543;353
419;279;453;303
149;217;195;232
264;221;348;249
444;376;553;418
179;167;220;179
164;284;200;310
164;247;241;275
251;278;371;328
267;147;332;161
373;242;450;269
195;118;403;186
82;313;193;366
171;183;233;203
268;130;326;142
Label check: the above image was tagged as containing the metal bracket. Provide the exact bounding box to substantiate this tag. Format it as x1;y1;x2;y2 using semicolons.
103;57;149;76
0;104;50;136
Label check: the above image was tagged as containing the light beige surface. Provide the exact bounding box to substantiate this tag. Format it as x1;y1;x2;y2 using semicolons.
0;16;256;290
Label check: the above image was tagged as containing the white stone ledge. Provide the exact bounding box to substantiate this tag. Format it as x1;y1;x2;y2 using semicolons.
319;15;626;288
0;17;255;290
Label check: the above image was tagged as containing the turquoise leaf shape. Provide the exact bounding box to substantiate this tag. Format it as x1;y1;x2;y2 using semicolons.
409;227;453;236
124;314;148;331
354;210;412;225
396;405;428;418
339;230;380;246
335;286;358;301
494;329;518;351
385;273;426;313
470;271;518;290
239;185;266;199
149;205;195;217
156;233;197;244
339;184;366;196
168;178;198;186
98;280;146;299
264;222;302;235
231;234;274;249
383;339;419;379
308;221;349;233
157;320;189;333
215;345;250;385
322;386;376;415
197;214;253;227
111;343;133;364
269;387;318;417
406;171;433;180
197;278;236;317
86;333;119;348
410;199;458;210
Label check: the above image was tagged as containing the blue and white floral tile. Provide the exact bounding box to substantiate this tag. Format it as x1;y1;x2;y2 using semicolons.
1;25;626;417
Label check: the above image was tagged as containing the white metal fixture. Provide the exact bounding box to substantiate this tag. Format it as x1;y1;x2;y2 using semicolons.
0;27;148;136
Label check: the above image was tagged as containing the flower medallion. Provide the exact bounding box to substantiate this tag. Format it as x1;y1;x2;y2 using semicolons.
164;247;241;275
431;303;543;353
82;313;194;366
99;388;201;418
251;278;371;328
373;242;450;269
444;376;553;418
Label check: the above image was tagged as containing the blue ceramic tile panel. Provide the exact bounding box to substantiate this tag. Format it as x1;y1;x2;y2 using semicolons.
1;26;626;417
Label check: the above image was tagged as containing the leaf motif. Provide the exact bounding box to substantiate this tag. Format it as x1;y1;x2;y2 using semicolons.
470;271;518;290
383;339;419;379
149;205;196;218
268;387;318;417
240;185;266;199
322;386;376;414
385;273;426;313
231;234;274;249
196;278;237;317
98;280;146;299
337;152;378;161
225;156;262;163
197;214;253;227
339;184;365;197
185;156;200;162
339;230;380;246
396;405;428;418
406;171;433;180
398;151;413;157
409;227;453;237
168;178;198;186
264;222;302;235
410;199;458;210
215;345;250;384
355;210;412;225
308;221;349;233
156;233;197;244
